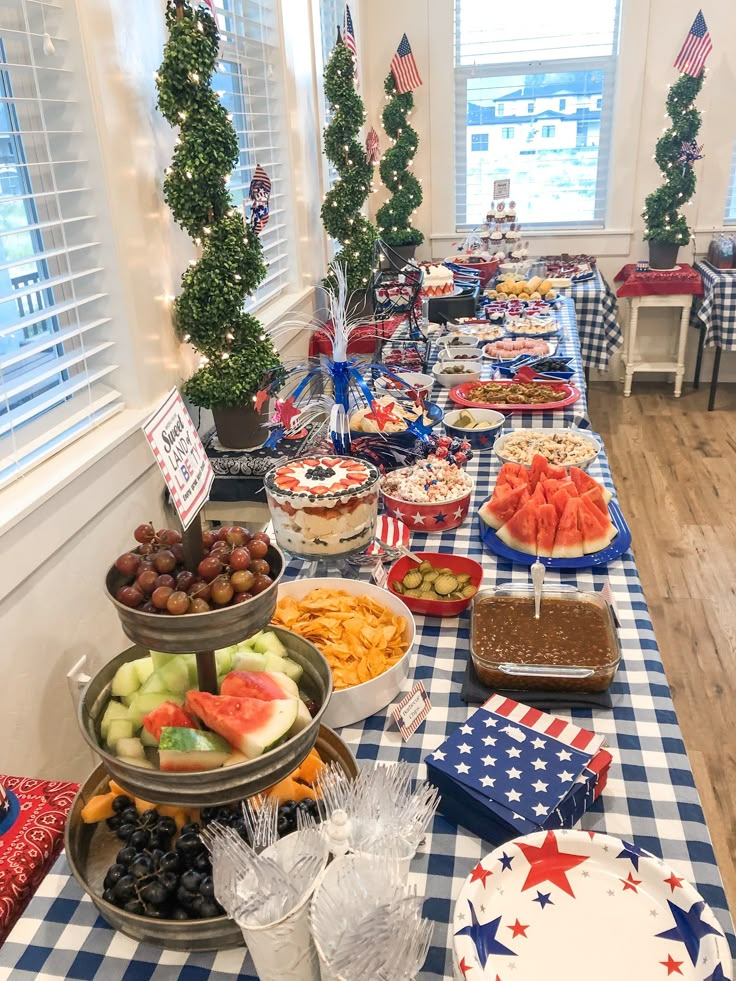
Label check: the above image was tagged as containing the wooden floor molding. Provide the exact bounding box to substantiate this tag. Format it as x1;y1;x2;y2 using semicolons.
589;381;736;917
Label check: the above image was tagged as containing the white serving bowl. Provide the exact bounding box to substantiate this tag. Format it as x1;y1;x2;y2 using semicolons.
432;361;482;389
375;370;434;398
439;346;483;363
275;578;416;728
493;427;602;471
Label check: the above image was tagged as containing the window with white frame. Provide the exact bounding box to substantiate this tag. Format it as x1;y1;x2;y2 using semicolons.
725;147;736;223
317;0;343;195
212;0;293;307
0;0;122;490
454;0;621;228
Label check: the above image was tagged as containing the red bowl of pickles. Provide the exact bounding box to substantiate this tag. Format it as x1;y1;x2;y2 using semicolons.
387;552;483;617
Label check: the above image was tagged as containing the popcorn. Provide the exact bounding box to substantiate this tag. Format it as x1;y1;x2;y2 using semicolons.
382;457;473;504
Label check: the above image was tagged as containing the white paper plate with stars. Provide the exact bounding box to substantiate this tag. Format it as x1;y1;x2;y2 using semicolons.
452;830;731;981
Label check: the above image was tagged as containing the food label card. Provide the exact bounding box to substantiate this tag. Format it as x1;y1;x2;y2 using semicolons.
392;682;431;740
493;178;511;199
143;388;214;529
371;561;389;589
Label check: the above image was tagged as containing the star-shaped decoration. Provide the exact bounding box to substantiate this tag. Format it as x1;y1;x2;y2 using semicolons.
650;909;659;917
434;511;447;525
453;506;465;520
532;803;549;817
483;736;497;746
432;749;446;761
581;870;590;878
458;955;473;978
253;388;270;412
470;862;493;887
531;737;547;749
482;755;497;767
556;749;573;761
616;841;647;871
532;780;548;793
458;742;473;755
558;770;574;783
460;724;474;735
664;873;684;893
506;767;522;780
517;831;589;898
507;919;529;939
480;775;496;788
392;507;406;521
505;789;522;803
530;758;547;771
621;872;642;893
364;399;401;431
454;902;516;968
532;891;553;909
704;965;729;981
656;900;723;966
479;434;489;445
506;747;522;759
263;426;284;449
607;889;615;897
456;762;471;775
275;396;301;430
499;852;514;871
411;512;426;526
484;717;498;728
660;954;684;976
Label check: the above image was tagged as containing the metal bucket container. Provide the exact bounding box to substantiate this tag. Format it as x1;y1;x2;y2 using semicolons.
78;626;332;806
105;545;285;654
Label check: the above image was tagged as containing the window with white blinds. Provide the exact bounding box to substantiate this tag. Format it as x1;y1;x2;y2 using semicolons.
0;0;121;491
454;0;621;229
213;0;293;308
318;0;343;194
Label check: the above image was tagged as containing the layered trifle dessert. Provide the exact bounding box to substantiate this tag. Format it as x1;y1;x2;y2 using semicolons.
265;456;380;558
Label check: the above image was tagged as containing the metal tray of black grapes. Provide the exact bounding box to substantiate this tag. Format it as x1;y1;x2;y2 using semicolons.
65;725;357;951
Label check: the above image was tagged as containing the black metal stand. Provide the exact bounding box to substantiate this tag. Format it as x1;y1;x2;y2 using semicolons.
708;347;722;412
693;326;705;390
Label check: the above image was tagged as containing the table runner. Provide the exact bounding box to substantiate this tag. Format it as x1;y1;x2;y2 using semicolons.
614;263;704;297
1;300;733;979
691;260;736;351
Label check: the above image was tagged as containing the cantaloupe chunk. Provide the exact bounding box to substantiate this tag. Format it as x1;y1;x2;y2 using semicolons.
156;804;189;831
81;791;116;824
108;779;128;798
297;749;325;785
265;776;302;803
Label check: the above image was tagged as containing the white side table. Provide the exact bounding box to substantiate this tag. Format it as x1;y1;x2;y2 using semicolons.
622;293;693;397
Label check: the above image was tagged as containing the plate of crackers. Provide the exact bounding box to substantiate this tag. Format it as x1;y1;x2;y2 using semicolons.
272;580;416;727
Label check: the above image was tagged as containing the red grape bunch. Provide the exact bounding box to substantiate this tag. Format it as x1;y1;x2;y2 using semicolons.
113;524;274;616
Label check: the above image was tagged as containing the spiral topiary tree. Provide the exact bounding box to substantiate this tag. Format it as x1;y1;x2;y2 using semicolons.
376;72;423;248
156;0;282;412
642;71;704;250
320;34;376;291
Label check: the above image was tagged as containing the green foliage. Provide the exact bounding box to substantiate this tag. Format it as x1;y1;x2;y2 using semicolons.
642;71;704;246
376;73;423;247
320;40;377;290
156;0;282;409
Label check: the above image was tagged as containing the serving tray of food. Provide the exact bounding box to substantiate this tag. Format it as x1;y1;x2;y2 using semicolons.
449;380;581;411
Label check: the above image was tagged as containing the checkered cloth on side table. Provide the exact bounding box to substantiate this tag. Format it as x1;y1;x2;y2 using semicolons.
568;268;623;371
691;260;736;350
1;304;733;980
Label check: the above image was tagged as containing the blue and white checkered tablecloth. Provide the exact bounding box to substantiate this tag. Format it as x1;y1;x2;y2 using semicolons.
1;303;733;980
691;260;736;350
565;269;623;371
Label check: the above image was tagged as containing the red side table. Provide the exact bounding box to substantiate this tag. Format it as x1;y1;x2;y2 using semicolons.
614;264;703;397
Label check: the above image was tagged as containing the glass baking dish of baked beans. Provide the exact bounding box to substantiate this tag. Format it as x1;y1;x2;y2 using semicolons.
470;584;621;692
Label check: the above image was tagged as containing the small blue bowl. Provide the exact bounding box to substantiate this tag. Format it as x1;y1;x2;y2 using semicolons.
443;408;505;450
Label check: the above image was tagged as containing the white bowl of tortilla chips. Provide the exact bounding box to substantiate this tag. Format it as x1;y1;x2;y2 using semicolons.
272;579;415;727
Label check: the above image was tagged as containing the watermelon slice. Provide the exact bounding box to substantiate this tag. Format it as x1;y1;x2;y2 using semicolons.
578;495;615;554
540;477;573;501
581;485;609;517
497;500;538;554
220;670;289;701
496;463;529;492
158;727;231;772
546;463;567;481
529;454;549;491
536;503;558;557
531;482;547;506
569;466;612;504
550;484;578;520
552;498;584;558
479;484;529;530
142;701;199;743
185;690;298;759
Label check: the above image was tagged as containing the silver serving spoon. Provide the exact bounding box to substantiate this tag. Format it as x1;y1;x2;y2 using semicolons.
531;558;545;619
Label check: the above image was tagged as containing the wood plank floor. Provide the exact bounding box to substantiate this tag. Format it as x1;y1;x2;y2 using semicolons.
588;381;736;919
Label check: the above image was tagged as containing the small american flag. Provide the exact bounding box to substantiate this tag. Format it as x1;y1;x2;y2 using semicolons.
249;164;271;200
390;33;422;94
248;164;271;234
343;4;357;58
673;10;712;77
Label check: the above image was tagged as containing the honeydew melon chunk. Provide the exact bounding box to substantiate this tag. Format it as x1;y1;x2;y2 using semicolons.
265;671;299;699
128;691;183;729
139;671;169;696
111;661;141;699
107;718;134;750
150;651;176;671
232;651;267;673
184;654;198;686
281;657;303;684
118;756;155;770
214;648;235;675
157;658;190;694
140;726;159;748
132;657;155;686
101;700;129;739
253;631;287;658
116;736;146;760
288;698;313;735
264;653;290;676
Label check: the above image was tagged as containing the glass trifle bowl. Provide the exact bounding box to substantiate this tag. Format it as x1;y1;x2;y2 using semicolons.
264;455;381;567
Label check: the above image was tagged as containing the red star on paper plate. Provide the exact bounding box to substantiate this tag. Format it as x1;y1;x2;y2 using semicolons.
253;388;270;412
517;830;589;898
664;872;684;892
275;396;301;429
621;872;642;893
660;954;684;975
458;956;472;978
469;862;492;888
507;918;529;939
364;400;400;431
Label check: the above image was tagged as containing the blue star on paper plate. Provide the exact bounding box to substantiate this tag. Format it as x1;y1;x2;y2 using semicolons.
616;840;649;871
499;852;514;871
704;964;730;981
532;890;553;909
656;899;723;965
454;901;516;967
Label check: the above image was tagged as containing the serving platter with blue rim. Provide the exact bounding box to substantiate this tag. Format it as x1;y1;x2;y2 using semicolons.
452;829;732;981
477;501;632;569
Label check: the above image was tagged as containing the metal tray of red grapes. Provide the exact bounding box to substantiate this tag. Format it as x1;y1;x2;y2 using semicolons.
65;728;357;949
107;523;286;653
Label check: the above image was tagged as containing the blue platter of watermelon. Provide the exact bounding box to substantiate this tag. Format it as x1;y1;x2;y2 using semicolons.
477;455;632;569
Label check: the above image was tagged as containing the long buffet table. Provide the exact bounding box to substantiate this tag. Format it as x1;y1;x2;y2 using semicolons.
1;299;733;978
